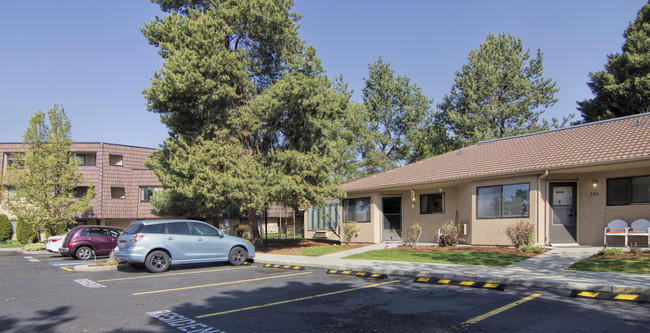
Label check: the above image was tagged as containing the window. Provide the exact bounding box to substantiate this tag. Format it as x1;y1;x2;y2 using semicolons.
607;175;650;205
166;222;191;235
73;153;96;166
140;187;155;202
6;186;16;198
74;154;85;165
420;193;444;214
342;197;370;222
190;222;220;236
109;154;123;166
74;186;89;198
4;153;21;168
477;183;529;219
110;187;125;199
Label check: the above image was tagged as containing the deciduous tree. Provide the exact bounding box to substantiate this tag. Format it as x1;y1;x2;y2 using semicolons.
4;105;94;240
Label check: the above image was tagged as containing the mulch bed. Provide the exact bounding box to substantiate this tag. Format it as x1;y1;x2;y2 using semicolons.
597;251;650;259
391;245;548;257
263;239;365;255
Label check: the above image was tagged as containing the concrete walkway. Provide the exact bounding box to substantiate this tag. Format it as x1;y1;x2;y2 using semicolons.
256;244;650;293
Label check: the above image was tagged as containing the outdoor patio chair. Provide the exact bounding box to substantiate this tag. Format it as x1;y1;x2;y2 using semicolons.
604;219;629;247
629;218;650;247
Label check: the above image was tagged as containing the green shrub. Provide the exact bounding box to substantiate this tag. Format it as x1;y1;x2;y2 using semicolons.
342;222;361;244
520;245;544;254
15;218;36;244
233;224;250;238
439;221;462;247
24;243;45;251
404;223;423;247
505;220;535;249
599;248;623;256
0;214;12;242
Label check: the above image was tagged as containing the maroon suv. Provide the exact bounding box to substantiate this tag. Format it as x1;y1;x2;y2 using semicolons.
59;226;124;260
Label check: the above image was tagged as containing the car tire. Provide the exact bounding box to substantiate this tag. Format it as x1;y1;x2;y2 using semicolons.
228;246;248;266
75;246;94;260
145;250;170;273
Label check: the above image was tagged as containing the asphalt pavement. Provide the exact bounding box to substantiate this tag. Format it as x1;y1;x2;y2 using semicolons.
255;244;650;294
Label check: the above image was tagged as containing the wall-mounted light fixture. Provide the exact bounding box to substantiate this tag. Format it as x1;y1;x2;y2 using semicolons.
592;179;598;188
410;189;416;208
439;187;443;192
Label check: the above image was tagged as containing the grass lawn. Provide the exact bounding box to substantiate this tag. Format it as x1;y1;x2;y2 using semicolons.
0;243;24;249
299;246;351;257
568;257;650;274
345;249;530;266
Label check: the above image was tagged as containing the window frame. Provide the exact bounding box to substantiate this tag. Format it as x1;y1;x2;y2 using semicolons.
342;197;371;223
110;187;125;199
607;175;650;206
420;193;445;214
139;186;155;202
476;183;530;219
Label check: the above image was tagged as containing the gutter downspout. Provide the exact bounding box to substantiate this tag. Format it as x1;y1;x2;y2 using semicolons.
538;170;549;247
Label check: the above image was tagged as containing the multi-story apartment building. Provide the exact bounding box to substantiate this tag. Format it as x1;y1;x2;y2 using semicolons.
1;142;163;230
1;142;304;237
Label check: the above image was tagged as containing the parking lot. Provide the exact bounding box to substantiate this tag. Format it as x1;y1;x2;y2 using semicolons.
1;250;649;332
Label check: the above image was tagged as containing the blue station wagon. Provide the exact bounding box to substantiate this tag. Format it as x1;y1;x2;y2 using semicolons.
113;220;255;273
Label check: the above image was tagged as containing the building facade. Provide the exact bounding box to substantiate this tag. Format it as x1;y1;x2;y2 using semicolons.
310;113;650;247
1;142;163;230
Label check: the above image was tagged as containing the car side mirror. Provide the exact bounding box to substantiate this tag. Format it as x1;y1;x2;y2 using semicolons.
218;230;225;238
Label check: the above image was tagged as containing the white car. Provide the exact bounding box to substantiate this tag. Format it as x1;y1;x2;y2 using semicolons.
46;233;67;255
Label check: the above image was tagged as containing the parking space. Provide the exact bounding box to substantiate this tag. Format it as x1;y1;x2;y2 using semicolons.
1;252;649;332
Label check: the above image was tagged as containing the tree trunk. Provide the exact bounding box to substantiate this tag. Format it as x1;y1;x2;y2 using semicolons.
247;208;263;248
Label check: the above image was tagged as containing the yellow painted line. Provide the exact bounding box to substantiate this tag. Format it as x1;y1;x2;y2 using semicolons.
614;294;639;301
417;278;430;283
577;291;599;298
60;267;73;271
133;271;312;296
196;280;399;318
483;283;499;289
437;279;451;284
460;281;475;286
460;293;542;328
98;266;254;282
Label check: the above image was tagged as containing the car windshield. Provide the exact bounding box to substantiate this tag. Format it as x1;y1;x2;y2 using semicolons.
124;224;144;235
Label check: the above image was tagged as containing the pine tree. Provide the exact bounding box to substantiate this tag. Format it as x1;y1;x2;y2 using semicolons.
578;2;650;122
143;0;354;245
438;32;559;147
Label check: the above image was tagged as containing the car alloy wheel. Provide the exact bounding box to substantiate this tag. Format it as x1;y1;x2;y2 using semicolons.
75;246;94;260
145;250;170;273
228;247;247;266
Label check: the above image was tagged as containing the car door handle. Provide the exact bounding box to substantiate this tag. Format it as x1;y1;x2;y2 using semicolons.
168;237;174;241
198;238;204;242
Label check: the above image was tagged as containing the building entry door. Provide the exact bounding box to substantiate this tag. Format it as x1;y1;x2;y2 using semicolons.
382;197;402;241
549;183;577;244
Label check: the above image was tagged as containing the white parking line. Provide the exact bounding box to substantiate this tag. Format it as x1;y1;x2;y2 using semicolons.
74;279;106;288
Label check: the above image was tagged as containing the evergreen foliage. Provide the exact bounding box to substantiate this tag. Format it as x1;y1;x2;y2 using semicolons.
142;0;354;246
438;32;561;147
15;218;35;244
578;2;650;122
360;57;449;174
4;105;95;240
0;214;12;242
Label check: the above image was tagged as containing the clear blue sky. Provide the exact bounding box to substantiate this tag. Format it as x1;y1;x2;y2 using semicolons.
0;0;646;148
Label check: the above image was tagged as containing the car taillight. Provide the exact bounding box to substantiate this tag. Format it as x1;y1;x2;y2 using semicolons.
130;234;145;244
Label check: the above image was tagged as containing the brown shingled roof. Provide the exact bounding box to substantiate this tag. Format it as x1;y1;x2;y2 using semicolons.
342;113;650;192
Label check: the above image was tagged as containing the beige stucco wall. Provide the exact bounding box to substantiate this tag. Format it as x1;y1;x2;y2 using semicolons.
469;175;539;246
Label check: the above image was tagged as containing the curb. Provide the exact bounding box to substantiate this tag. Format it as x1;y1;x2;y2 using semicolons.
255;258;650;295
73;264;122;272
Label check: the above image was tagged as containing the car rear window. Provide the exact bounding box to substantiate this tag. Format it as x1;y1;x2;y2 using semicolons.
142;224;165;234
124;224;144;235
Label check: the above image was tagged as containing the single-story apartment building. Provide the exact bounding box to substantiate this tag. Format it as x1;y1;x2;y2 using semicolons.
309;113;650;247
